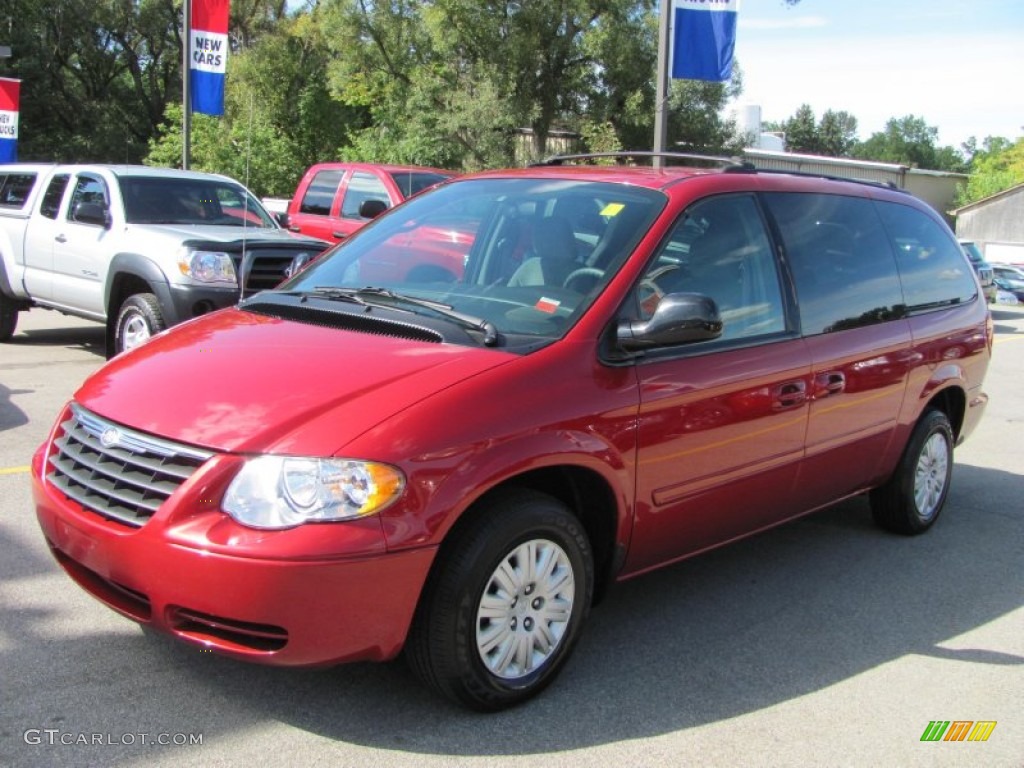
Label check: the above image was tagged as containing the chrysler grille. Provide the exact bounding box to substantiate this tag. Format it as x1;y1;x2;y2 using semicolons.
47;404;213;527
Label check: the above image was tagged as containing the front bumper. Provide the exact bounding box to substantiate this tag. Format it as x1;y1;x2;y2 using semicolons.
32;444;435;667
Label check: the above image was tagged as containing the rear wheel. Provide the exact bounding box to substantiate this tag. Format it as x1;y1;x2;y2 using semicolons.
114;293;166;354
870;409;954;535
0;295;18;341
406;489;593;711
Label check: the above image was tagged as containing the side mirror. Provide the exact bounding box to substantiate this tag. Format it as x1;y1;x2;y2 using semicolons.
73;201;111;228
617;292;723;351
359;199;389;219
275;211;290;228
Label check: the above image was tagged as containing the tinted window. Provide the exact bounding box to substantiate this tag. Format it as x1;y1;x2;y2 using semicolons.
763;193;904;335
342;172;390;219
0;173;37;209
389;171;449;198
299;170;343;215
876;201;977;311
635;194;786;342
39;174;70;219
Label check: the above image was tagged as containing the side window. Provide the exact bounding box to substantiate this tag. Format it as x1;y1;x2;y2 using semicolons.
341;171;390;220
298;170;343;215
0;173;37;209
67;175;109;222
39;174;70;219
875;201;977;311
636;194;786;342
762;192;903;335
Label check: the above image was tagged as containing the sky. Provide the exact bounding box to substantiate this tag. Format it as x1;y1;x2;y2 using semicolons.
731;0;1024;148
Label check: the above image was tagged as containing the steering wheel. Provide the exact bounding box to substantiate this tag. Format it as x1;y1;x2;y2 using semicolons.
562;267;604;293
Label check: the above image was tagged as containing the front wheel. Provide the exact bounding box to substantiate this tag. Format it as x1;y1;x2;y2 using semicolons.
870;409;954;535
406;489;594;711
113;293;167;355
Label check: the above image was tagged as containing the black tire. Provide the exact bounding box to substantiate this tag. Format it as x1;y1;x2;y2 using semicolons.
113;293;167;355
870;409;954;535
0;296;18;341
406;489;594;711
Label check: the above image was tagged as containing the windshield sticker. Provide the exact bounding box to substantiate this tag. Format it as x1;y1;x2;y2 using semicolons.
600;202;625;217
535;297;561;314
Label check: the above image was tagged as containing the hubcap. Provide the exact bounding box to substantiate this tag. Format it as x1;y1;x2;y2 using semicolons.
475;538;575;680
120;313;151;351
914;432;949;520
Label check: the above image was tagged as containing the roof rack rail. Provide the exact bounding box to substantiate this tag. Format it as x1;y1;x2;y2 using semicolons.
531;151;753;170
723;165;908;193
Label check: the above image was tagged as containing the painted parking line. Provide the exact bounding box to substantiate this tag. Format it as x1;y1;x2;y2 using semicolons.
0;465;31;475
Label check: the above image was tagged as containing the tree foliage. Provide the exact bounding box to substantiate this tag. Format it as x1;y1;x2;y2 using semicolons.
956;137;1024;206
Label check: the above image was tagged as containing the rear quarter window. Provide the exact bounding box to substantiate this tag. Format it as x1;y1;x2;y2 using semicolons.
762;192;904;335
875;201;978;311
0;173;37;209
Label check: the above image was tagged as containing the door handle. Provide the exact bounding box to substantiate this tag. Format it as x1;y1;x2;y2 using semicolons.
773;380;807;410
813;372;846;398
332;232;347;240
55;234;67;243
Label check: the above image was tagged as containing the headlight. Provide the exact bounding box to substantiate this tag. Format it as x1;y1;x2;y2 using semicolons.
223;456;405;530
178;248;237;284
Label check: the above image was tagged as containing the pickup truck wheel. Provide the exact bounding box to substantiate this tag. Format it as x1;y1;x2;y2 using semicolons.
869;409;953;535
0;298;18;341
406;490;593;711
114;293;166;354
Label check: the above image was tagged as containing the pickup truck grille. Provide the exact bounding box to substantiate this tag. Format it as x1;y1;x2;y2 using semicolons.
238;246;325;295
47;404;213;528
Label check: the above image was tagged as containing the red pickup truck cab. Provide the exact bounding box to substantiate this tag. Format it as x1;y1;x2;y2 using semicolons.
283;162;453;243
33;154;991;711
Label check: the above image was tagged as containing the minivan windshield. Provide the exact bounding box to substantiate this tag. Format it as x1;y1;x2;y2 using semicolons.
275;177;665;348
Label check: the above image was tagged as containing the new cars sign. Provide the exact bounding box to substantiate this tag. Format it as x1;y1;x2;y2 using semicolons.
0;77;19;162
190;0;230;116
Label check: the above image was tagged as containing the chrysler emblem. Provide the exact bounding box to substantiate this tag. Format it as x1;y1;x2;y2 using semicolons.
100;427;122;449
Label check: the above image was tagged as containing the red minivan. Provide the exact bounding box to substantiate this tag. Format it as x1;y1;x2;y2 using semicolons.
33;154;991;711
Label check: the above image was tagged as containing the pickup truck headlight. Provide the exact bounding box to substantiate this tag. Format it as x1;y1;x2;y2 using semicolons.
178;249;237;284
223;456;405;530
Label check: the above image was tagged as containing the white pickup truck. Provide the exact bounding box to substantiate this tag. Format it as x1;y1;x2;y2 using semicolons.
0;164;328;355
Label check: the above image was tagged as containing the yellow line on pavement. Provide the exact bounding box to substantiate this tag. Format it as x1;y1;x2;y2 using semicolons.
0;466;31;475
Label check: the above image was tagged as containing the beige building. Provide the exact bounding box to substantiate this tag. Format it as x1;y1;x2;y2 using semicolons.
951;183;1024;264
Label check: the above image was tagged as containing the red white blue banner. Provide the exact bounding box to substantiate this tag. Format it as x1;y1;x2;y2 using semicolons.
0;77;20;162
670;0;739;82
190;0;230;116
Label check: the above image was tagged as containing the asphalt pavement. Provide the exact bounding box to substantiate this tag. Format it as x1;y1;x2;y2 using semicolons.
1;306;1022;768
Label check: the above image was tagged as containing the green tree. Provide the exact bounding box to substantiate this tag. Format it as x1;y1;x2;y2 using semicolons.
956;136;1024;206
852;115;966;172
6;0;182;162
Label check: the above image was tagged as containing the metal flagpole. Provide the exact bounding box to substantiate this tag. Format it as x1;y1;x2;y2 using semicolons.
652;0;672;168
182;0;191;169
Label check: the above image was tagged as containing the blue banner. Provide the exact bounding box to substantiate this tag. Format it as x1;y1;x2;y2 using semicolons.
671;0;739;82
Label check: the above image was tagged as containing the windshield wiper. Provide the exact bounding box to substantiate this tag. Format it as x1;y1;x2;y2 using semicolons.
350;287;500;346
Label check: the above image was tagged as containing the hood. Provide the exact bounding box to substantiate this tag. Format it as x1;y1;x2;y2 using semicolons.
75;308;512;456
125;222;324;248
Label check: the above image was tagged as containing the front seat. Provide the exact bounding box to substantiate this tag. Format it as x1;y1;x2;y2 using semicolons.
507;217;577;287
